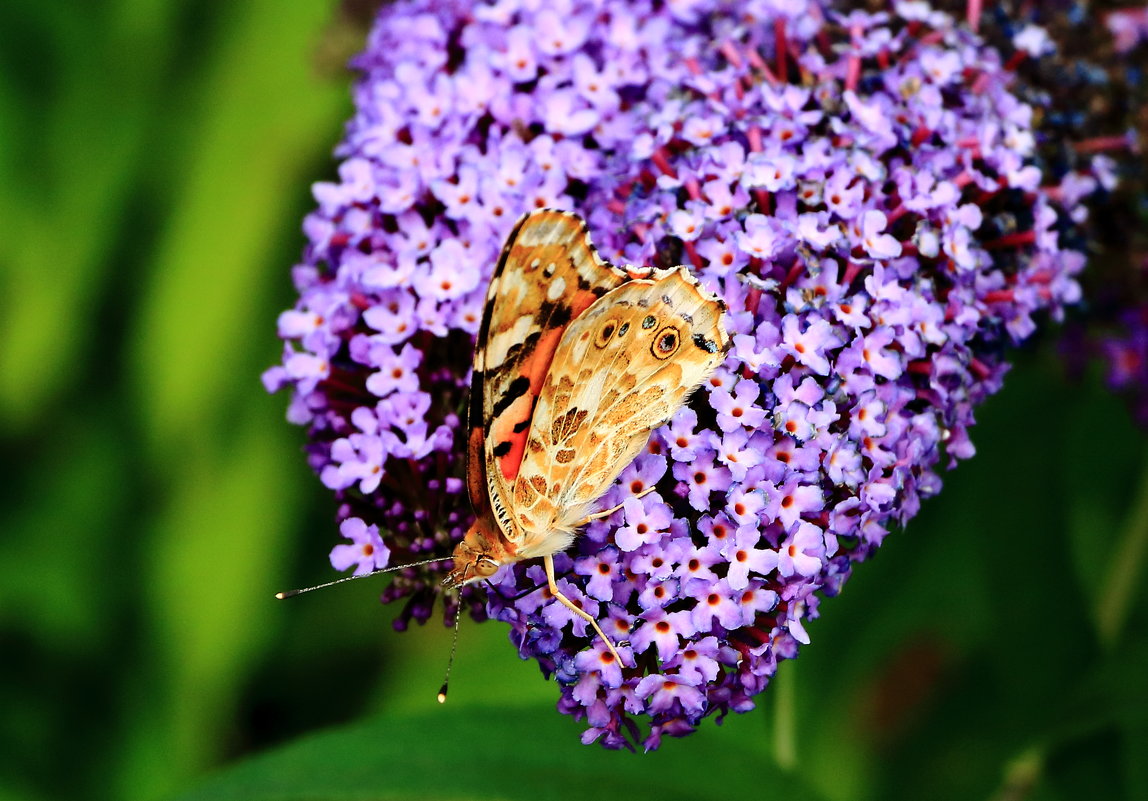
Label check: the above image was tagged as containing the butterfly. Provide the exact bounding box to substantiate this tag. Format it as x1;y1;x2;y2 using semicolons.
442;209;730;663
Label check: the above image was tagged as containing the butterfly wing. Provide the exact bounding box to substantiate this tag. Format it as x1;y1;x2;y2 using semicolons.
509;267;729;556
466;209;630;542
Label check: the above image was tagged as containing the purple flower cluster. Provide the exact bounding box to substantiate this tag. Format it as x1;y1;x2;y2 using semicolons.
974;1;1148;427
265;0;1099;748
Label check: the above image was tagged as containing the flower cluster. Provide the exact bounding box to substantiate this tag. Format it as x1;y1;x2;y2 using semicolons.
990;0;1148;426
265;0;1100;748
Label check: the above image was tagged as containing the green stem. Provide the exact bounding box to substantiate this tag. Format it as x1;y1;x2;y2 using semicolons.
1095;454;1148;649
986;746;1044;801
773;665;797;770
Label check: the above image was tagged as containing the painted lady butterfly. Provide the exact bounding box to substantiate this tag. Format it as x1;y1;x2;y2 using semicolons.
443;209;730;662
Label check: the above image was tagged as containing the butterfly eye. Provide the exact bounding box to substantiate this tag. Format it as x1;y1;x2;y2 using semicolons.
474;557;499;578
651;326;680;360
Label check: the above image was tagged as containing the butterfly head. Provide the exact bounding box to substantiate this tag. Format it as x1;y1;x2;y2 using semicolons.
442;519;510;590
442;541;500;589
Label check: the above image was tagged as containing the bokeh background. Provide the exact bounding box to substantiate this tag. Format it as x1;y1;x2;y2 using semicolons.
1;2;1146;801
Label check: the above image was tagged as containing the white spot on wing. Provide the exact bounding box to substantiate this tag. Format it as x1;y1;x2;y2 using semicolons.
485;314;536;367
546;276;567;301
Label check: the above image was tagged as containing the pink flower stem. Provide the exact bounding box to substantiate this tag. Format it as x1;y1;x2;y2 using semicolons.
651;147;679;179
755;190;772;215
974;180;1005;205
684;240;704;270
842;260;863;287
745;46;779;85
969;357;992;381
887;203;909;224
967;0;982;33
844;25;863;92
816;27;831;57
1004;51;1027;71
775;18;788;81
719;41;743;69
747;125;764;153
1073;135;1134;154
845;53;861;92
744;285;762;313
780;259;804;290
983;230;1036;250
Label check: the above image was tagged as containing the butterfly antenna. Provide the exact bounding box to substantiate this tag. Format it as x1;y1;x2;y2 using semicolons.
437;595;465;704
275;556;447;599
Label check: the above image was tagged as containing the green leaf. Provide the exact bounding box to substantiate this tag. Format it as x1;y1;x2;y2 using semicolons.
171;704;827;801
1093;455;1148;649
116;406;308;801
128;0;348;453
0;2;176;431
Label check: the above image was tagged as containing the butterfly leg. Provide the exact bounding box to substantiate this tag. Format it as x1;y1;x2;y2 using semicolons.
578;486;657;526
543;554;623;665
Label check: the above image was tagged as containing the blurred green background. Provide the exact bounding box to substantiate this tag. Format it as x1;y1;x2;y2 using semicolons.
1;2;1146;801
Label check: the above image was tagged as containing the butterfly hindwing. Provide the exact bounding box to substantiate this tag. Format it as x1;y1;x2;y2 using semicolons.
466;210;630;541
508;267;729;556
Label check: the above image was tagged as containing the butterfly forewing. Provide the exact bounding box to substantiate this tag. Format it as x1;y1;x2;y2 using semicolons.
509;267;730;556
466;210;629;541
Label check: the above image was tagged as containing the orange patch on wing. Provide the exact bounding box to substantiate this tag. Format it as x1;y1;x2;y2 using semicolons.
487;286;605;483
491;391;534;482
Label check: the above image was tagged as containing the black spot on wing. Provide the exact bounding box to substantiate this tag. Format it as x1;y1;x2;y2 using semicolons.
693;333;718;353
492;440;512;457
491;375;530;418
512;418;530;433
502;330;543;366
538;300;573;328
